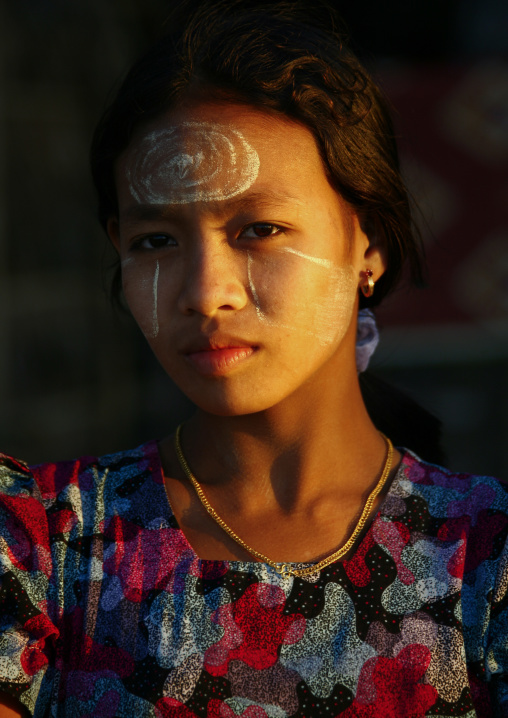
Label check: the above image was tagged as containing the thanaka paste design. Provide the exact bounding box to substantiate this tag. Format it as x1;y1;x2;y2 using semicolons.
127;122;260;205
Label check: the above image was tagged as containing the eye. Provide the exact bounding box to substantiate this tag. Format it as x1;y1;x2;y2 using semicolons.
240;223;283;239
133;233;175;251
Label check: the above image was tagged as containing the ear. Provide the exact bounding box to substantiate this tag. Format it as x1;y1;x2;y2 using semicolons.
358;215;387;283
358;216;388;282
363;241;387;283
107;217;121;254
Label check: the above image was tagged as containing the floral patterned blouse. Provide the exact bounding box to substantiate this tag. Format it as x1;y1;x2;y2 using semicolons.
0;440;507;717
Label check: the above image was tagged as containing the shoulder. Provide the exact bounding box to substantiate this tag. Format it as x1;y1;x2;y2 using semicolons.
0;440;161;502
0;440;164;589
395;449;508;523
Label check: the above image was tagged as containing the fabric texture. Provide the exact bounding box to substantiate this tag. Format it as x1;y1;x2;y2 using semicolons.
0;441;507;717
355;309;379;373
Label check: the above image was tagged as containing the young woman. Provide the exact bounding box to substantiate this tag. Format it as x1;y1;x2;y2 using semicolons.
1;2;507;716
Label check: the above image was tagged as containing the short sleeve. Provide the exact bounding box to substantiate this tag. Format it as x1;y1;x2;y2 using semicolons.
0;454;59;716
486;528;508;715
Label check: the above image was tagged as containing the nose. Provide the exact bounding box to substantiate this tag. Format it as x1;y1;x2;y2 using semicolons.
177;241;249;317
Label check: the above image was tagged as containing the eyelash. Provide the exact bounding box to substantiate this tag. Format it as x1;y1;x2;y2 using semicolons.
131;234;176;251
130;222;285;252
239;223;285;239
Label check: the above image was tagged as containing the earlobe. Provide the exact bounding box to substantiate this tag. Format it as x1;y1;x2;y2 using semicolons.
363;241;388;283
107;217;121;254
360;268;375;298
358;225;387;298
356;213;387;283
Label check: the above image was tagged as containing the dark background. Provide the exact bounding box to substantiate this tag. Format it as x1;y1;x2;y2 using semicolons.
1;0;507;477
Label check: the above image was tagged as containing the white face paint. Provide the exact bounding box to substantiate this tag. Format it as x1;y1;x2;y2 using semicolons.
247;252;265;321
121;258;160;340
126;122;260;205
311;266;357;346
274;246;334;269
151;260;160;339
246;247;357;347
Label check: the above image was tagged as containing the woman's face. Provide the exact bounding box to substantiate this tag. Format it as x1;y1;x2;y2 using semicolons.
109;102;383;415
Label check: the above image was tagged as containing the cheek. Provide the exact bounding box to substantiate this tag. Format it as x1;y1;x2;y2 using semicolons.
247;252;357;346
122;259;161;340
312;266;358;345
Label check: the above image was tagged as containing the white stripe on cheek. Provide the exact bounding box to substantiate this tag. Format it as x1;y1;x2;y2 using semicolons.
275;246;334;268
247;252;266;320
151;260;160;338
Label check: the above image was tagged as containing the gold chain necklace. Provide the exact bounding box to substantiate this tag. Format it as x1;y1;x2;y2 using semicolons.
174;424;393;579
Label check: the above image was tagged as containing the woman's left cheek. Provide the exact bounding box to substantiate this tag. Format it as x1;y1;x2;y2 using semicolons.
311;266;357;345
247;252;357;347
121;259;161;340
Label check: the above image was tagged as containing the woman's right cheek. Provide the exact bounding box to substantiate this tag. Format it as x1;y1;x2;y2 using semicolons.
122;259;161;340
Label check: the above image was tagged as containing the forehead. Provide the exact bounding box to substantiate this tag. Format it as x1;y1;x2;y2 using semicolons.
116;102;331;209
125;101;323;166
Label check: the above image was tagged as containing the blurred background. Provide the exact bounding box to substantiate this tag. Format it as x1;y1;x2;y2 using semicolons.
0;0;507;477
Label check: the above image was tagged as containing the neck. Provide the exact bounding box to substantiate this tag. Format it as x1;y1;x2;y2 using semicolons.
165;361;388;513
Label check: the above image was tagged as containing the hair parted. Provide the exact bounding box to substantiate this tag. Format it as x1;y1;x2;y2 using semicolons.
90;0;426;308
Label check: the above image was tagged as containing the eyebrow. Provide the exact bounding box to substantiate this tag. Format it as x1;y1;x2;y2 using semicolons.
120;189;306;224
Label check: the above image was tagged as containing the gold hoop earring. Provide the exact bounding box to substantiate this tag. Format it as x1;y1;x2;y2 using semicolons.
361;269;375;298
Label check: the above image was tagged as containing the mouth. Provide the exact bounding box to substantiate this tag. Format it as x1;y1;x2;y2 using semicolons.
181;336;259;376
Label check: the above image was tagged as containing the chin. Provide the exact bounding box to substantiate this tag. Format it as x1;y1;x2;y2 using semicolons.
175;377;287;417
189;393;275;418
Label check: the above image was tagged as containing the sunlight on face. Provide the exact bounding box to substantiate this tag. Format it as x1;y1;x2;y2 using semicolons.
110;102;371;415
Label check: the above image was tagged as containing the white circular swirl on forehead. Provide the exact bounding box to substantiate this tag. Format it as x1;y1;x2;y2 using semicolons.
127;121;260;204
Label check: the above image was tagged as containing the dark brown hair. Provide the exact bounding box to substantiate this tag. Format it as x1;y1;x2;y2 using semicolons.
90;0;425;309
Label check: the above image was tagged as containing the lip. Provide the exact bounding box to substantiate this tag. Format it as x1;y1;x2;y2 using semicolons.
181;335;258;376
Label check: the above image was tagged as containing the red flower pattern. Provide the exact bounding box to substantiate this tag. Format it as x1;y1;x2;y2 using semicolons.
343;645;438;717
